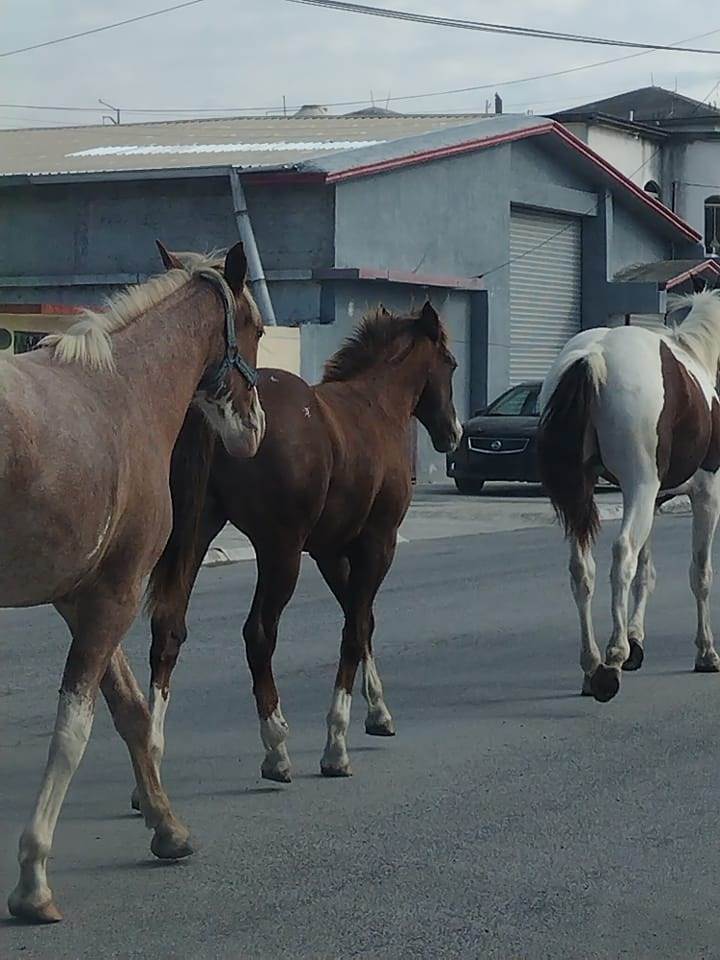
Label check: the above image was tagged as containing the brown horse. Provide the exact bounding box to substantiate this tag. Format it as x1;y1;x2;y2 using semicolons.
4;242;264;924
137;301;461;796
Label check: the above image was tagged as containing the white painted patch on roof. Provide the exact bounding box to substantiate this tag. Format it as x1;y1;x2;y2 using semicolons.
66;140;386;158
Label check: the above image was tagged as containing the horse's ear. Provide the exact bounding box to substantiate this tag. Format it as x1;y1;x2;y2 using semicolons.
156;239;182;271
224;242;248;294
416;300;440;342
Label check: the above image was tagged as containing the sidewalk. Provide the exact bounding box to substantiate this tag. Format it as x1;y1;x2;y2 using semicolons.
201;483;692;567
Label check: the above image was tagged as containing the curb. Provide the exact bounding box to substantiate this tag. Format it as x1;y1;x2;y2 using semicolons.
202;531;411;568
200;499;693;568
597;496;692;523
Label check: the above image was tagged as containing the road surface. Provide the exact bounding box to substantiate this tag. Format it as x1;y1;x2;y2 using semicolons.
2;515;719;959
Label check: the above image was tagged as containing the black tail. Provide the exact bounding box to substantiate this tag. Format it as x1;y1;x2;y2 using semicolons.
145;406;216;617
538;357;600;548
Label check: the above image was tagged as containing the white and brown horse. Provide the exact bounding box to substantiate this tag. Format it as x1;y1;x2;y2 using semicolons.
539;290;720;703
3;242;264;923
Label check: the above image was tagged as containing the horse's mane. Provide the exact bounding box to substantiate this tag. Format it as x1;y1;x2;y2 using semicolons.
40;252;225;372
322;306;447;384
667;288;720;375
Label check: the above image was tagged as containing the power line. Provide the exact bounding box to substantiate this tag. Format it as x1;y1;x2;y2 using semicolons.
286;1;720;55
0;0;207;59
4;23;720;122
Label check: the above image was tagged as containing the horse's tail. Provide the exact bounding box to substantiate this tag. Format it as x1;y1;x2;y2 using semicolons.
538;351;606;548
145;406;216;618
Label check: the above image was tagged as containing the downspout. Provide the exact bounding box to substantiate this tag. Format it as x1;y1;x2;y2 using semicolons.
228;167;276;325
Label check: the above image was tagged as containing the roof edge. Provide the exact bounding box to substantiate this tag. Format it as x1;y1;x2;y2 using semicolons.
552;122;701;242
324;122;555;183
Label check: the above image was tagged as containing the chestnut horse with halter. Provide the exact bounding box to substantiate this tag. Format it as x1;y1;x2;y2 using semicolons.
135;299;461;797
4;242;264;923
539;287;720;703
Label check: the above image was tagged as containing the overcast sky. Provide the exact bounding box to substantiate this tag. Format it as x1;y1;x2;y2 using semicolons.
3;0;720;128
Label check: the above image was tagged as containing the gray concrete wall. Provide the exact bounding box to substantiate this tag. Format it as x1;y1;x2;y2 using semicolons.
666;139;720;246
609;201;669;276
0;176;235;283
0;176;334;325
244;181;334;270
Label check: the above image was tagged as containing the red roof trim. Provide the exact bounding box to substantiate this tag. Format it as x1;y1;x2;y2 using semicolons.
324;123;555;183
551;123;701;243
325;118;700;242
665;259;720;289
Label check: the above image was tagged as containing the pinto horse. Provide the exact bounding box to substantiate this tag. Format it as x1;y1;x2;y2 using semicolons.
538;290;720;703
4;242;264;923
137;301;461;793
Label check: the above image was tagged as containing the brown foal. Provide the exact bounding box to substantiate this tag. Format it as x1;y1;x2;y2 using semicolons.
139;301;461;795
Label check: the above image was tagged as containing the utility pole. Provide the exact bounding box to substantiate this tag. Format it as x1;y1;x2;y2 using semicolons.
98;99;120;124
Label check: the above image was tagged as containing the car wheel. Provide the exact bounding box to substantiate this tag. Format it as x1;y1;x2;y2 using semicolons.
455;478;485;495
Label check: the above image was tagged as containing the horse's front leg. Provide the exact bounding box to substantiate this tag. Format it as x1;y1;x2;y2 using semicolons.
7;584;146;924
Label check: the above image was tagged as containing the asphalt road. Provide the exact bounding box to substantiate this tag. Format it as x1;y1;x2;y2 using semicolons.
2;516;720;959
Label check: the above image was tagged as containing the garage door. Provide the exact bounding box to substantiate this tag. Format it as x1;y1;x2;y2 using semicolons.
509;208;582;384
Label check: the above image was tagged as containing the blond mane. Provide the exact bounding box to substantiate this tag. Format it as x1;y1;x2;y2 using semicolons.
40;253;225;372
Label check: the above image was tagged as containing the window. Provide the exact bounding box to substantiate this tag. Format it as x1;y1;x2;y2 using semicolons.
486;384;540;417
644;180;662;202
706;196;720;255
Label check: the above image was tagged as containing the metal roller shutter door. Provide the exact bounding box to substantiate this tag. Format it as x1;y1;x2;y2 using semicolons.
509;208;582;384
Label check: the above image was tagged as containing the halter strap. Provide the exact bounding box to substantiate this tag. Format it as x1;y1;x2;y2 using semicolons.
196;268;258;395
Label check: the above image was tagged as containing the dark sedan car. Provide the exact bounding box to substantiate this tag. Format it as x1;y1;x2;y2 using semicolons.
446;380;542;494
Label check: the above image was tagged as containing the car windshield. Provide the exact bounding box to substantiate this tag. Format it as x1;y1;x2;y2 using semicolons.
486;384;540;417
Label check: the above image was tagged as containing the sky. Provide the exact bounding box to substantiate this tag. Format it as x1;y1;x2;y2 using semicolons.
2;0;720;129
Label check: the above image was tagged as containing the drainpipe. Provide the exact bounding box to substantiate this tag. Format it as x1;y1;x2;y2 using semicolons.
228;167;276;325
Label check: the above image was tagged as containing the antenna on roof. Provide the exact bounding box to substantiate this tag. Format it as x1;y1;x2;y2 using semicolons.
370;88;375;106
385;90;391;110
98;98;120;125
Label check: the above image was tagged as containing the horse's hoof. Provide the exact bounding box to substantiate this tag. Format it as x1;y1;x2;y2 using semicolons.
8;893;63;924
365;717;396;737
130;788;141;813
320;760;353;778
590;665;621;703
261;762;292;784
622;639;644;672
151;823;194;861
694;656;720;673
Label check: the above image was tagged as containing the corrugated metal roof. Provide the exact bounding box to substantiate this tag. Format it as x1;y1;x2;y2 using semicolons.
0;113;487;177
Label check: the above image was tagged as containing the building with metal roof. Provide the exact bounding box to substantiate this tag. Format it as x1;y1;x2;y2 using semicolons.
0;110;704;480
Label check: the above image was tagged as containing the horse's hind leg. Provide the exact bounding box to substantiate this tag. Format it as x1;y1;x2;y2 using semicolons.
689;470;720;672
244;540;302;783
130;504;224;811
625;539;656;672
320;533;395;777
568;536;601;696
315;551;395;737
591;481;658;702
8;585;142;924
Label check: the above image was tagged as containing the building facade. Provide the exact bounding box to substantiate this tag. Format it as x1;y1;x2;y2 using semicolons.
0;111;703;479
